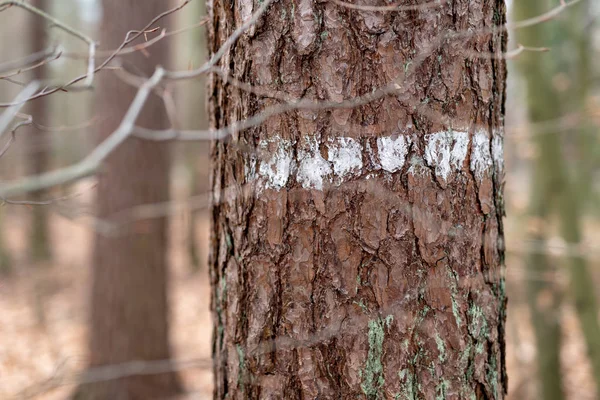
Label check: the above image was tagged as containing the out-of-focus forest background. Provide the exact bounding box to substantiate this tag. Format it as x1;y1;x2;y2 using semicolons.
0;0;599;399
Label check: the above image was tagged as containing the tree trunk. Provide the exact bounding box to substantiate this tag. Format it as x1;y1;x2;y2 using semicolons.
513;1;564;398
28;0;52;263
516;1;600;396
560;4;600;392
0;208;11;274
74;1;181;399
208;0;507;398
175;0;209;273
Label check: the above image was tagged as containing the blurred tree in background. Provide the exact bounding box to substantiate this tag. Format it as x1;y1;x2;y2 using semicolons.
74;1;182;399
173;0;209;273
513;0;600;398
0;208;10;274
27;0;52;263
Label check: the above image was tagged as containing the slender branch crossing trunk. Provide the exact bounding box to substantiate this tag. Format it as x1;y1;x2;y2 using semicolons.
208;0;508;398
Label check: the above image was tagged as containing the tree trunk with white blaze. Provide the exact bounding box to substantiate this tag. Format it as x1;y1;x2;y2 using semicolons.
208;0;507;398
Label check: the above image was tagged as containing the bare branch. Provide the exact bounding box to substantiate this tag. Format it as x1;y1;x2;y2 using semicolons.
0;46;57;74
63;18;209;59
0;0;191;107
164;0;275;81
13;356;211;400
507;0;583;30
0;114;32;159
0;0;97;86
0;68;165;198
0;0;583;199
0;82;40;140
0;50;61;80
330;0;446;13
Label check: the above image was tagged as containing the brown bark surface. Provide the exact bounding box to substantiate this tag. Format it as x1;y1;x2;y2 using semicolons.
208;0;507;399
75;1;181;399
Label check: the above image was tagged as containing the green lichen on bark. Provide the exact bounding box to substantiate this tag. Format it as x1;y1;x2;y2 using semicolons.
467;303;489;339
361;316;393;398
487;353;499;399
236;344;246;392
435;333;446;362
435;379;449;400
396;369;415;400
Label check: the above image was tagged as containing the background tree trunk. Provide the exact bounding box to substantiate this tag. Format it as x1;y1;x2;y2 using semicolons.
27;0;52;263
513;1;565;399
174;0;209;273
516;0;600;396
559;2;600;392
0;209;11;274
74;1;181;399
208;0;507;398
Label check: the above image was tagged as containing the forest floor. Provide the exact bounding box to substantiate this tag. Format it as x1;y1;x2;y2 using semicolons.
0;177;598;400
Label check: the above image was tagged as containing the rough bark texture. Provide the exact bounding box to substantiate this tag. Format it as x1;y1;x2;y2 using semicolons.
208;0;507;398
74;1;181;399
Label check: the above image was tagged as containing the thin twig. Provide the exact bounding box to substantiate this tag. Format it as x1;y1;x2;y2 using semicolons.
0;68;165;198
0;0;97;86
331;0;445;13
63;18;209;59
0;0;192;107
13;356;212;400
0;114;32;159
0;46;57;74
0;82;40;140
164;0;275;81
507;0;582;30
0;50;61;80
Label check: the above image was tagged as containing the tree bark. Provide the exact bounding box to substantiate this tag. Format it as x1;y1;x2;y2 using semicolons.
74;1;181;399
208;0;507;399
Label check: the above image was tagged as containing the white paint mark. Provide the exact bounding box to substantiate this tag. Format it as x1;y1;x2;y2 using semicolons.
451;132;469;169
492;132;504;174
327;137;362;178
377;135;411;173
253;129;499;191
258;136;294;190
470;130;493;180
424;130;469;181
297;137;332;190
